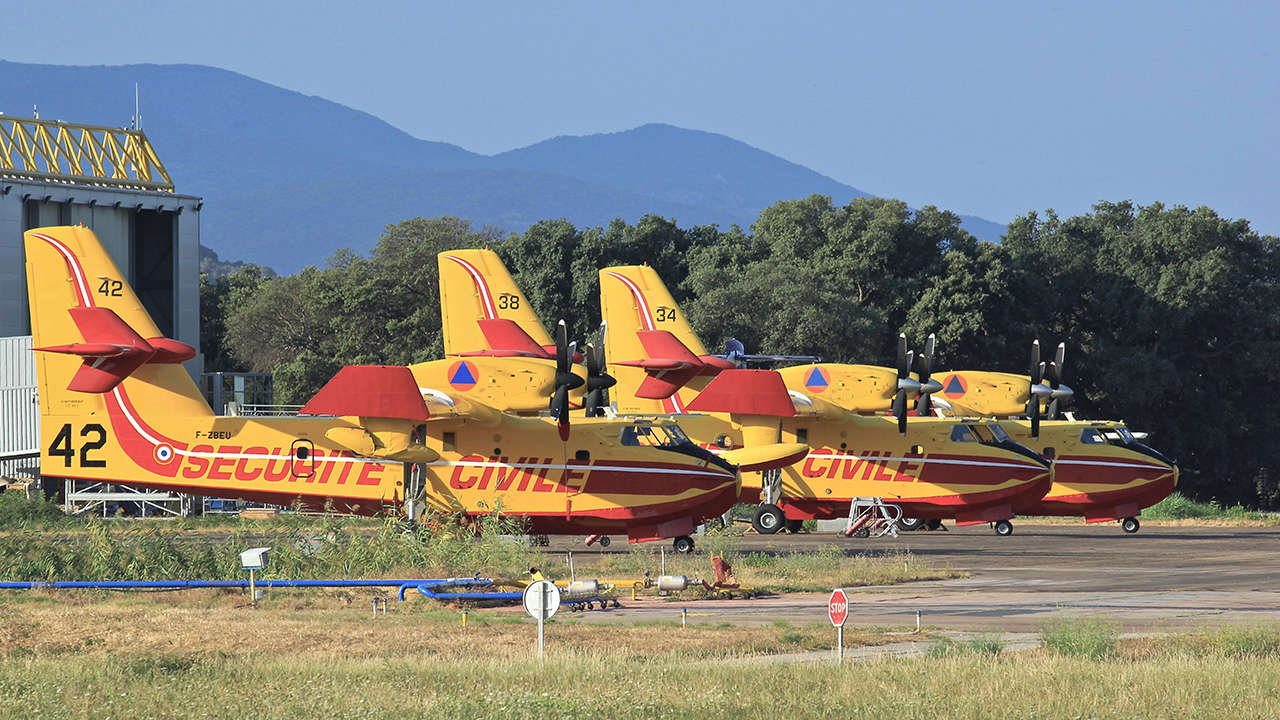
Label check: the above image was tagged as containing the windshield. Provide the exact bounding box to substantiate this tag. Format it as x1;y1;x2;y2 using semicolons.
1081;428;1106;444
987;423;1012;444
620;423;691;448
950;425;977;443
1099;427;1137;445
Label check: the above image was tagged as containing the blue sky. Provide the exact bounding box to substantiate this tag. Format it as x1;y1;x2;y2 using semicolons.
3;0;1277;234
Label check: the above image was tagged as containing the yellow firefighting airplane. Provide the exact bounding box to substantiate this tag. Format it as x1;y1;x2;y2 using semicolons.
597;263;1176;534
26;227;752;551
779;339;1177;531
437;251;1052;536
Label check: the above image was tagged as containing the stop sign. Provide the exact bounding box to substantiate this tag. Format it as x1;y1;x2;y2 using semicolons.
828;588;849;627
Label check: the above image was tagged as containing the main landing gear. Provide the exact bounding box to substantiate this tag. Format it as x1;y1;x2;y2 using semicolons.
993;519;1014;536
673;535;695;554
897;517;926;532
1122;517;1140;534
752;504;785;534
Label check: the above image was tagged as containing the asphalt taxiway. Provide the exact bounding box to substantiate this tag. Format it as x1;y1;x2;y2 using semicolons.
548;524;1280;632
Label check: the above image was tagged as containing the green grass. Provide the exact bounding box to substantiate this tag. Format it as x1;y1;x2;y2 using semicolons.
1142;492;1275;521
926;634;1005;658
1041;617;1118;659
2;634;1279;719
0;511;538;582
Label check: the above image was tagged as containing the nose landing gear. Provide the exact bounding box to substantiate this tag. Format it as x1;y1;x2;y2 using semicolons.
1121;517;1140;534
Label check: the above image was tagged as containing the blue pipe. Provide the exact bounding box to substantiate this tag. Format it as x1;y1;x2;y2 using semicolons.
0;578;464;591
1;577;615;608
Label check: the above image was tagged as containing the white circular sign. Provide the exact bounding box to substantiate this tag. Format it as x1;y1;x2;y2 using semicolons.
522;580;561;620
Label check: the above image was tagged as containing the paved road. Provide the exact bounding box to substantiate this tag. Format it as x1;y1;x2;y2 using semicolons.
545;525;1280;632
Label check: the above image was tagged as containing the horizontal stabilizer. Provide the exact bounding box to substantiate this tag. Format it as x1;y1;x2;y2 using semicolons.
615;330;707;398
636;330;700;364
686;369;797;416
635;367;703;399
720;443;809;472
35;306;197;393
300;366;430;421
475;318;553;359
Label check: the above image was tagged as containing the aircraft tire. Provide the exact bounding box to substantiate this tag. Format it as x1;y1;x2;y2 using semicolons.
785;519;804;533
897;517;925;531
1122;517;1140;534
599;536;611;547
994;520;1014;536
926;519;944;531
673;535;695;554
752;504;785;534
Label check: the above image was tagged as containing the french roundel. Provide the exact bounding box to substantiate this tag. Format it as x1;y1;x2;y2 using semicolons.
804;366;830;392
942;374;968;398
448;360;479;391
153;443;176;465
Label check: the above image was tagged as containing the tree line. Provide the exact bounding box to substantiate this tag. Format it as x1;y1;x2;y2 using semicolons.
201;197;1280;508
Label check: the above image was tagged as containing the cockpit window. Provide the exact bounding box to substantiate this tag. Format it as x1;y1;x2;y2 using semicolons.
620;423;691;448
969;425;996;443
988;423;1012;444
950;425;977;443
1081;428;1106;444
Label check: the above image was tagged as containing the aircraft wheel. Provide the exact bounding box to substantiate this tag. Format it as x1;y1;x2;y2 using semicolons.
752;504;785;534
785;519;804;533
897;517;925;532
673;535;695;554
1122;517;1140;534
994;520;1014;537
926;519;944;531
598;535;611;547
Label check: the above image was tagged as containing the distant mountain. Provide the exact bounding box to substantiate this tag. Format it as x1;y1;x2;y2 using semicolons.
0;61;1005;271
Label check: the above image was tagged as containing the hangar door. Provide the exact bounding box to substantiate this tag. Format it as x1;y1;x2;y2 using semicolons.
23;201;176;337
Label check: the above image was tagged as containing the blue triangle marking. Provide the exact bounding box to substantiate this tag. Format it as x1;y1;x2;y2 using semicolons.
805;367;828;387
451;363;477;385
944;376;964;395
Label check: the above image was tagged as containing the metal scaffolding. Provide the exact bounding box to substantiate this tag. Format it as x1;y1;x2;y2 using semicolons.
0;116;173;192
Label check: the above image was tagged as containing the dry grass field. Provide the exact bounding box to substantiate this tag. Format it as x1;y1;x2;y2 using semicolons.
2;593;1278;719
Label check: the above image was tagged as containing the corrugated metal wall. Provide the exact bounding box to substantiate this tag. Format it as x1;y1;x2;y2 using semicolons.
0;335;39;478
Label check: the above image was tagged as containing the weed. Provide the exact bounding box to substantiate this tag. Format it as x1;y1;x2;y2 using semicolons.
1041;618;1117;659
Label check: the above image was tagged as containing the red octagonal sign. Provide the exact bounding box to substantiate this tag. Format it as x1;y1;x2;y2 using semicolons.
828;588;849;627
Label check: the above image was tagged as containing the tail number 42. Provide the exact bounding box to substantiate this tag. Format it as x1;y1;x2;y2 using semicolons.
49;423;107;468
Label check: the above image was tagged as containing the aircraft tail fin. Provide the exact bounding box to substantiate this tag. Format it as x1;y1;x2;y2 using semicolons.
25;226;211;416
438;249;553;356
599;267;730;409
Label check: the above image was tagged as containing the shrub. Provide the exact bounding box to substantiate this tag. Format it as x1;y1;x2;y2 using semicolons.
0;490;73;529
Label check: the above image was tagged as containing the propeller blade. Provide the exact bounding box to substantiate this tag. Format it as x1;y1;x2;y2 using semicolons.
892;388;908;436
1053;342;1065;381
1026;397;1040;439
1029;340;1042;385
921;333;936;383
550;320;584;434
896;333;908;379
917;392;933;417
1047;397;1060;420
555;320;571;374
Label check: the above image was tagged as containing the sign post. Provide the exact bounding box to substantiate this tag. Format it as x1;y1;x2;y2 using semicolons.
828;588;849;662
522;580;561;661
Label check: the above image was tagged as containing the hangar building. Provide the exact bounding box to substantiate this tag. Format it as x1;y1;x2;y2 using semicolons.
0;116;202;507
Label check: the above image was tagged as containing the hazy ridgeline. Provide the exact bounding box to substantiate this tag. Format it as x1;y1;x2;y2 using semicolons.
202;197;1280;508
